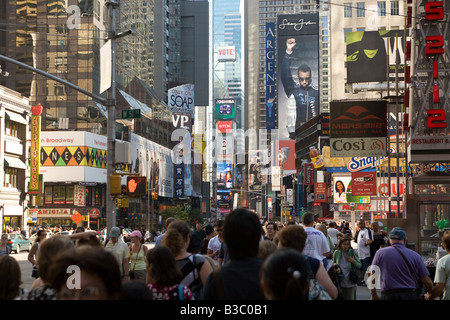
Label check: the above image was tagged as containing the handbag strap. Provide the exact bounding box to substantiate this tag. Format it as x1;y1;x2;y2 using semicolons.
131;244;141;271
392;244;417;282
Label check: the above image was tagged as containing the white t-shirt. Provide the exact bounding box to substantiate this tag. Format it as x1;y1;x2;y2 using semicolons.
357;228;372;260
303;226;331;262
327;228;340;246
207;235;222;262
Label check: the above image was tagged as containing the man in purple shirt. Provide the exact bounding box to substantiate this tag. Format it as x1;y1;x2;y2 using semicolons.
369;227;433;300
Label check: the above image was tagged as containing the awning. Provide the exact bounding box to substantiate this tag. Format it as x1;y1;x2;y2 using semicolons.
5;110;28;125
4;156;27;169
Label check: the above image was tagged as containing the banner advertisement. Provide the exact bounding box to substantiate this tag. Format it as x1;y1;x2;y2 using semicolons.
314;182;327;203
351;171;377;196
330;100;387;157
215;99;235;120
346;30;406;83
266;22;276;129
168;84;195;118
333;175;371;204
277;13;319;139
29;104;42;194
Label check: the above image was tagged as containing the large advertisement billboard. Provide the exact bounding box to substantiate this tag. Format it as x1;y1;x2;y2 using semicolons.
277;13;319;139
330;100;387;157
346;30;406;83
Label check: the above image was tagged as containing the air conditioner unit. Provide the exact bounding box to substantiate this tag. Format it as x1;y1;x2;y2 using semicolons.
115;141;131;164
58;117;69;129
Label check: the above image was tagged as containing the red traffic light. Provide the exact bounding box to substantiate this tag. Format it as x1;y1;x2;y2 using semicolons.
126;176;146;196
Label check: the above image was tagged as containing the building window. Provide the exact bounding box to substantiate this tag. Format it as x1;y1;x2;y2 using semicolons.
4;167;18;188
391;1;399;16
357;2;365;17
5;120;18;138
344;3;352;18
378;1;386;16
344;28;353;43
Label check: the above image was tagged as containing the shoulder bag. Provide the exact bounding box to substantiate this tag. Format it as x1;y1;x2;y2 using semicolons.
392;245;424;299
129;244;141;279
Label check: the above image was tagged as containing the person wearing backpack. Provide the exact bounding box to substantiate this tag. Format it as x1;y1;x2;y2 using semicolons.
356;220;373;286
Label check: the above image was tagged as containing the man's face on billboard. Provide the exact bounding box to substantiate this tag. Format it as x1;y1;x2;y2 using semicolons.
298;70;311;88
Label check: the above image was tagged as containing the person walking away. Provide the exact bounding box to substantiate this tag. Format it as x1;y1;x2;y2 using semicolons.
332;236;361;300
27;229;47;278
128;230;148;283
202;208;266;300
104;226;130;282
22;235;74;300
277;224;338;300
201;224;215;255
370;227;433;300
260;248;310;300
355;220;373;286
425;231;450;300
50;246;122;300
301;213;331;269
315;224;334;270
0;233;11;256
146;246;194;300
163;220;213;299
327;222;343;249
154;217;176;247
0;255;29;299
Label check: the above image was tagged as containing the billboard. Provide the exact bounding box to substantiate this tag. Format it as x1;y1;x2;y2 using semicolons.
215;99;235;120
168;84;195;118
333;175;371;204
266;22;276;129
330;100;387;157
277;13;319;139
346;30;406;83
130;133;173;198
217;46;236;61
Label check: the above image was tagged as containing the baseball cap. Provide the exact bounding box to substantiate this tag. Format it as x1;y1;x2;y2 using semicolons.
110;226;121;238
129;230;142;238
389;227;406;240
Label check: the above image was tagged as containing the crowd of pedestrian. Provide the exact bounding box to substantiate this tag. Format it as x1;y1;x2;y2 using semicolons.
0;209;449;301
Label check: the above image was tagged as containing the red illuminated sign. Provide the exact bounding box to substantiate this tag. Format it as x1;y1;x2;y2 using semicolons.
425;1;446;129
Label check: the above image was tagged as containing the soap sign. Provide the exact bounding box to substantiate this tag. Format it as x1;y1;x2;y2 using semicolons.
168;84;194;118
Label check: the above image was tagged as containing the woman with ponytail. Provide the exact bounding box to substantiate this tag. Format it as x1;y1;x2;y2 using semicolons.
163;220;213;299
260;248;310;300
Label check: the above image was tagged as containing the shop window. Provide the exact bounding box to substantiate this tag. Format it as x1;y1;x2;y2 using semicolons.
52;185;66;204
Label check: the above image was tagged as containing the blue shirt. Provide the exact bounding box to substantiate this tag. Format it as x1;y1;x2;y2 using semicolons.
371;243;429;291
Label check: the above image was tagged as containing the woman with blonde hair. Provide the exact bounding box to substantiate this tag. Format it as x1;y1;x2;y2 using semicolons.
163;220;213;299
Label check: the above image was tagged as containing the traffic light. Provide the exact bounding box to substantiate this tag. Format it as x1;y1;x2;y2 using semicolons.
151;191;158;200
110;174;121;195
127;176;146;196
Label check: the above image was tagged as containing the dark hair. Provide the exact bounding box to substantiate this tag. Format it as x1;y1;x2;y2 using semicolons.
187;231;203;254
0;255;22;300
297;64;311;75
224;208;262;260
302;212;315;226
37;235;74;282
260;248;310;300
50;246;122;299
336;236;352;250
35;229;46;243
121;280;153;300
146;246;184;285
205;224;214;236
335;180;345;193
277;225;307;252
214;220;224;228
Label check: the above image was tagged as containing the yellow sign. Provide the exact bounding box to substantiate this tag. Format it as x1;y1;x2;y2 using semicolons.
29;108;42;194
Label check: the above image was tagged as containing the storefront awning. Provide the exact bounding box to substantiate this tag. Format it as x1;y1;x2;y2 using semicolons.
4;156;27;169
5;110;28;125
